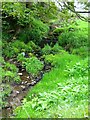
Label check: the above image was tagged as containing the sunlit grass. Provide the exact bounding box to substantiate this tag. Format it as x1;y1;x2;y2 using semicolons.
14;52;88;118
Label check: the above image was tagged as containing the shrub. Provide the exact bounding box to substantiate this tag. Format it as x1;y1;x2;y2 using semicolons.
18;18;49;44
2;41;20;58
23;57;43;76
2;40;41;58
2;62;21;83
17;53;26;62
72;46;88;57
57;20;88;50
2;42;16;58
2;3;49;45
2;40;33;58
11;40;28;52
58;30;87;49
2;3;29;26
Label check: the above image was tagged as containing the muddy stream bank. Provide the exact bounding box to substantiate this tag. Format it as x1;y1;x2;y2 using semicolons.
1;57;52;118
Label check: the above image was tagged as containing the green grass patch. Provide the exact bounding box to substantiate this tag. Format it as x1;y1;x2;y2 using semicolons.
14;52;88;118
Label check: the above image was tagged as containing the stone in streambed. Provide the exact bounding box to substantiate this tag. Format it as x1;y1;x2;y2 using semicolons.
27;76;29;79
22;69;25;71
18;73;23;76
35;78;40;82
20;85;25;89
25;81;28;84
31;81;36;86
16;91;19;94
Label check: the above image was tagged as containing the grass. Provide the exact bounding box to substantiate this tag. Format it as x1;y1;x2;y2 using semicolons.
14;51;88;118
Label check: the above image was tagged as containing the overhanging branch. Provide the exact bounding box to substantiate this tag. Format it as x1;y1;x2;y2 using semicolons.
55;0;89;22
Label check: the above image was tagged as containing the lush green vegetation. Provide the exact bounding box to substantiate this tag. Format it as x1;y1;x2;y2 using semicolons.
14;52;88;118
1;2;88;118
23;56;44;76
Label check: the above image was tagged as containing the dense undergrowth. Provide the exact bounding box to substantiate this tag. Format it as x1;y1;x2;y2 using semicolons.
1;2;88;118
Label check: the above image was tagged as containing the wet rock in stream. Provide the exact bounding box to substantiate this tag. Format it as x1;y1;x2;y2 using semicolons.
18;73;23;76
1;61;52;118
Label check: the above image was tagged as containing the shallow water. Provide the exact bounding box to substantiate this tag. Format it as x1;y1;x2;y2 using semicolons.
1;60;51;118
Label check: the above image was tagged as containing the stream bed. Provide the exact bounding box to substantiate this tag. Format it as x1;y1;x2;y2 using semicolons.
1;59;51;118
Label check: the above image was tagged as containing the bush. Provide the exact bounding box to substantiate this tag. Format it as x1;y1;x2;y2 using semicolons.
2;2;49;45
23;57;43;76
2;3;30;26
0;84;12;108
1;61;21;83
2;39;42;58
57;20;88;51
2;40;40;58
2;40;25;58
58;30;87;49
72;46;88;57
18;18;49;45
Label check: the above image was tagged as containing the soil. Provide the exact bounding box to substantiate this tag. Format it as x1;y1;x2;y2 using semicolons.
1;58;52;118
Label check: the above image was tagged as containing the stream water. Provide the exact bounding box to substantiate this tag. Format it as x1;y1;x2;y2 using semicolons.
1;58;51;118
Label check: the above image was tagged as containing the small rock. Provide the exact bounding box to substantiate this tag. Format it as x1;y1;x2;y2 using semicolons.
16;91;19;94
31;82;34;86
31;80;34;82
21;85;25;89
34;81;36;83
18;73;23;76
9;59;13;62
31;81;36;86
22;82;24;84
27;76;29;79
36;78;40;82
7;107;11;110
27;83;32;86
21;52;25;56
12;113;16;116
22;69;24;71
25;81;28;84
4;104;10;108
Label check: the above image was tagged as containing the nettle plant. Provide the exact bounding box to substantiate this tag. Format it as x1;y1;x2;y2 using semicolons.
2;61;21;83
17;53;26;62
1;84;12;108
42;43;63;55
42;44;52;55
23;57;43;77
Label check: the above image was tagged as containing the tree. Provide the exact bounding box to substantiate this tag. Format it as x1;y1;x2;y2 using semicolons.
54;0;89;22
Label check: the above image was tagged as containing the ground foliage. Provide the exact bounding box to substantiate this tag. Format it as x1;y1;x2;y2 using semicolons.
1;2;88;118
